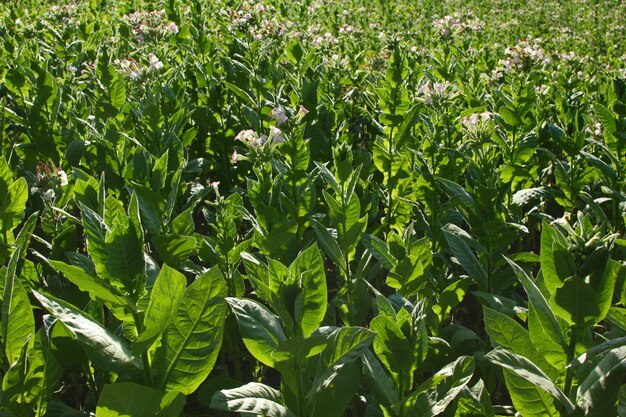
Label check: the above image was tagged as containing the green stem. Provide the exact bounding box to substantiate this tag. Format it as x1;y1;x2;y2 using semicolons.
132;312;153;386
564;326;578;397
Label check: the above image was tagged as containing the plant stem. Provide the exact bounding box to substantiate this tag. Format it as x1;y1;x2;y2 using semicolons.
564;326;578;397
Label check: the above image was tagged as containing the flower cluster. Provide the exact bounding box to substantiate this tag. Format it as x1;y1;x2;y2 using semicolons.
460;112;494;142
114;54;164;80
499;40;550;72
431;12;484;38
46;4;80;27
232;126;286;166
418;81;459;108
31;162;68;202
121;10;179;44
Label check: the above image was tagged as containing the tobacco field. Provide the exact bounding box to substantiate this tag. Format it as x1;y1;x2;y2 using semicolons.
1;0;626;415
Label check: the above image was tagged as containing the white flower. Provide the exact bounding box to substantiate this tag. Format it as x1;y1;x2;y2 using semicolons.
130;70;141;80
165;22;179;34
235;129;256;143
149;54;163;71
270;107;288;125
43;189;55;201
269;126;285;144
58;169;68;186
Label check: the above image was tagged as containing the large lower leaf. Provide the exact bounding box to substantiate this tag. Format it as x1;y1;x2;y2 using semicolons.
405;356;474;417
48;261;130;310
501;369;560;417
370;315;413;391
153;267;227;394
483;307;557;379
551;275;601;326
96;382;185;417
577;345;626;416
32;291;141;376
290;244;327;337
211;382;296;417
2;248;34;365
443;224;487;290
226;297;287;368
306;327;376;417
133;264;186;355
486;348;575;414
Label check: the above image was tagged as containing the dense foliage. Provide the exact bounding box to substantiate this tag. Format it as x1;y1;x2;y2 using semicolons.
1;0;626;415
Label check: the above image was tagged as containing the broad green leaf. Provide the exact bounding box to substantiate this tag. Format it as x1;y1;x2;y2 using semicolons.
0;177;28;242
370;315;413;391
498;106;522;127
80;203;109;274
153;267;227;394
361;350;399;409
485;348;575;414
361;234;395;269
48;261;130;310
291;245;327;337
152;234;196;267
505;257;568;351
483;307;557;379
527;303;568;372
307;327;376;417
577;345;626;416
2;248;34;365
226;297;287;368
133;265;186;355
501;369;560;417
539;222;570;295
443;224;488;289
96;382;185;417
271;336;328;366
210;382;296;417
32;291;141;376
104;194;144;291
405;356;474;417
312;219;346;273
551;275;601;326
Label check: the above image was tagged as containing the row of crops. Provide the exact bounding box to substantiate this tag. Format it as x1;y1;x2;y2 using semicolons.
1;0;626;416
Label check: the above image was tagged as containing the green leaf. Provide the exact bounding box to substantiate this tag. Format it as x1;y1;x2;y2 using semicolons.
311;219;346;273
443;224;488;289
307;327;376;417
152;234;197;267
486;348;575;414
405;356;475;417
361;234;395;270
210;382;296;417
483;307;557;379
133;265;186;355
370;315;413;391
48;261;131;310
577;345;626;416
291;245;327;337
551;275;601;326
32;291;141;376
80;203;109;273
505;257;568;352
109;78;126;109
226;297;287;368
498;106;522;127
104;194;145;291
361;350;399;408
2;248;34;365
153;267;227;394
96;382;185;417
500;369;560;417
